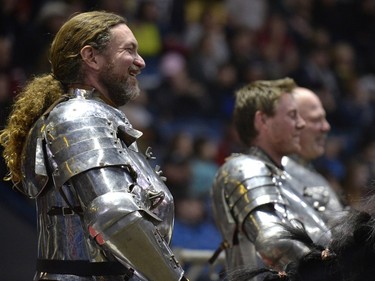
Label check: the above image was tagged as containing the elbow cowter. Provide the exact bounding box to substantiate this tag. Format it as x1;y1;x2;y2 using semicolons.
85;191;185;281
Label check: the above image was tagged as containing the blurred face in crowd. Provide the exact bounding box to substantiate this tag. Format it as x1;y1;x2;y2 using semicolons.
292;87;331;161
97;24;146;106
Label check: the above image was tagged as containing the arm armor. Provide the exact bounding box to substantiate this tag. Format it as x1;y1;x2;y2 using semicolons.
20;97;142;197
244;208;311;270
44;106;141;189
212;154;285;247
212;154;328;270
85;191;184;280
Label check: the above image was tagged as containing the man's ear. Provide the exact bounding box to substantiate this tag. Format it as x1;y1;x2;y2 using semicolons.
254;110;267;131
80;45;100;70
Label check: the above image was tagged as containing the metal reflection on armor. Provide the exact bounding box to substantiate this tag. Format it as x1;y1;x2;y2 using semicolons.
211;148;332;272
282;155;346;222
21;88;183;280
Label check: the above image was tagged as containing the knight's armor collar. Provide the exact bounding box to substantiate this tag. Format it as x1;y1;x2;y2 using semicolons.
248;146;284;170
67;87;95;99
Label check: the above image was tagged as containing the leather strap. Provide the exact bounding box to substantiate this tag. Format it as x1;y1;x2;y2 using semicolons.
47;206;83;216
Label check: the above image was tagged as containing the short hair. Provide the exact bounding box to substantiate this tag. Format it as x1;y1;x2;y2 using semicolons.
233;78;297;145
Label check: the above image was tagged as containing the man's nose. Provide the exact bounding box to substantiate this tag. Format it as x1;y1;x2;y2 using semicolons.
297;114;306;129
134;54;146;69
321;119;331;132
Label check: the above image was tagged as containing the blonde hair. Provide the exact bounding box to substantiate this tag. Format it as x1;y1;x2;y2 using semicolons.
0;11;127;184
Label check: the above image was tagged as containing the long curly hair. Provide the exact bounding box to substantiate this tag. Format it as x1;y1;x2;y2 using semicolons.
0;74;63;184
0;11;127;185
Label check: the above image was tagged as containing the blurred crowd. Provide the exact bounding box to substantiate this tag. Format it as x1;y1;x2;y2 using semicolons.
0;0;375;275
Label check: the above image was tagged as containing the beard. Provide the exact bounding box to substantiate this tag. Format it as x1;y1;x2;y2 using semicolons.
99;62;140;107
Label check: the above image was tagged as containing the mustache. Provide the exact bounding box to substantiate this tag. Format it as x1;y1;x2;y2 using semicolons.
129;66;141;76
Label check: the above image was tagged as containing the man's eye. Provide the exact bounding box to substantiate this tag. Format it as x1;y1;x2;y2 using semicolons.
125;47;136;54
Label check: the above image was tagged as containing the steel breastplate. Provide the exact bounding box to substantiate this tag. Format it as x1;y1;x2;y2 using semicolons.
282;156;346;221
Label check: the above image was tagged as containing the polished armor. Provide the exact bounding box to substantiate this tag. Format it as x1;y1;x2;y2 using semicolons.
20;88;184;281
211;147;332;272
282;155;347;223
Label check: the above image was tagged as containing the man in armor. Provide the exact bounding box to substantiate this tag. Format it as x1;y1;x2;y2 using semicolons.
0;11;187;281
282;87;348;223
211;78;333;273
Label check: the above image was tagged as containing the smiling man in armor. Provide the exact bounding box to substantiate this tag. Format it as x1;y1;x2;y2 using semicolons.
282;87;347;224
0;11;187;281
211;78;334;274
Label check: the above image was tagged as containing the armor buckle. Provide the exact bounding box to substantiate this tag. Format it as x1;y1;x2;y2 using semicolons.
62;207;74;216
